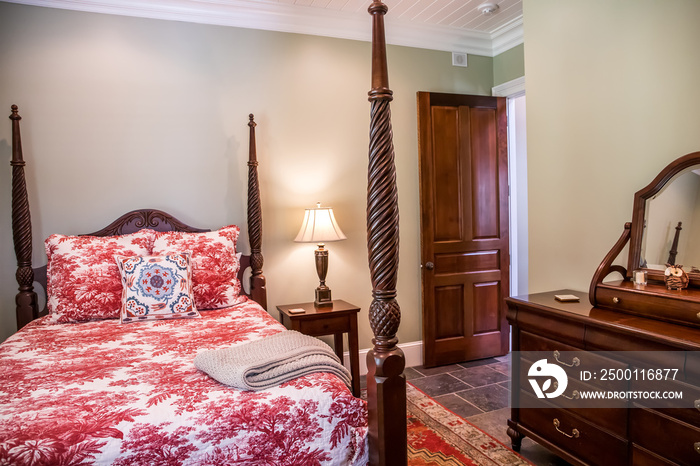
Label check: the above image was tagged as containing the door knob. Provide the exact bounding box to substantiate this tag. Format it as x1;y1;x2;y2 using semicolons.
425;261;434;270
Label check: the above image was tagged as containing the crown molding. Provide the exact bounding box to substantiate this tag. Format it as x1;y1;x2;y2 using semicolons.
492;76;525;98
5;0;523;57
491;17;524;56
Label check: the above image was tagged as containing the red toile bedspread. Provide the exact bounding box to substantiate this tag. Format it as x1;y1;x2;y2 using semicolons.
0;299;367;465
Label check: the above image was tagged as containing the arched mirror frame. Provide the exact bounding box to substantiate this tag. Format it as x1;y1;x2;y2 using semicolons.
627;151;700;287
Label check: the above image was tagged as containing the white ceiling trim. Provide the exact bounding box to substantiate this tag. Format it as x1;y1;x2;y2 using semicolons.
491;17;524;56
492;76;525;98
5;0;523;57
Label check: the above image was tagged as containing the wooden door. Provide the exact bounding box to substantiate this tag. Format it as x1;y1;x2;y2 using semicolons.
417;92;509;367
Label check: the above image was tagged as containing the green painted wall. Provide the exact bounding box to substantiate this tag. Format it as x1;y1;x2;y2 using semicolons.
493;43;525;86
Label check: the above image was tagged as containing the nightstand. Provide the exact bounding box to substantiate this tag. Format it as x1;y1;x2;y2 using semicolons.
277;299;361;397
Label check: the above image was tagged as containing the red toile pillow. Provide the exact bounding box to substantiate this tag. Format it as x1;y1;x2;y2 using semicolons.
151;226;242;310
45;230;155;323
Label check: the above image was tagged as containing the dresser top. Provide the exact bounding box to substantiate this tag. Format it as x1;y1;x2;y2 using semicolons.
506;289;700;349
509;289;593;317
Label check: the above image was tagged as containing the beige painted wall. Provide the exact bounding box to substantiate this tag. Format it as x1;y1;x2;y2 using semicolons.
524;0;700;294
0;2;495;347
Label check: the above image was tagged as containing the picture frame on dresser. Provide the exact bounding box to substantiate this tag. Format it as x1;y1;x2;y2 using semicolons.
507;151;700;466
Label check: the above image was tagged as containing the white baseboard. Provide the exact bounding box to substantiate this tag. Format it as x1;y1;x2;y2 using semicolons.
344;340;423;376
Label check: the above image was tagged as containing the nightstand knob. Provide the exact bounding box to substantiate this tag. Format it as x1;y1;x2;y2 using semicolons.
612;297;620;304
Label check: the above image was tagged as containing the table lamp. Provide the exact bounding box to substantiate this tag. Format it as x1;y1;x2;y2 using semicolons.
295;202;347;306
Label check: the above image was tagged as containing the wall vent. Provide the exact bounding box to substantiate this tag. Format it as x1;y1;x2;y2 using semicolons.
452;52;468;67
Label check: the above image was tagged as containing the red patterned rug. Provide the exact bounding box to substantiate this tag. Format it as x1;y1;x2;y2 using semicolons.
406;383;532;465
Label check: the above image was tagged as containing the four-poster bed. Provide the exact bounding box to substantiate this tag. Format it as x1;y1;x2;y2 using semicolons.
3;1;406;464
365;2;407;465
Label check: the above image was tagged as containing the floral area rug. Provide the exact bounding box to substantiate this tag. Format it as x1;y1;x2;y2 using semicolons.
406;383;532;466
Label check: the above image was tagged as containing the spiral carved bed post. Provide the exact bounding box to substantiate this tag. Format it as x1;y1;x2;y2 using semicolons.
247;114;267;309
366;3;407;465
10;105;39;330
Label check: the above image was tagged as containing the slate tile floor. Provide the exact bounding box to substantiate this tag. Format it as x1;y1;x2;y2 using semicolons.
363;353;572;465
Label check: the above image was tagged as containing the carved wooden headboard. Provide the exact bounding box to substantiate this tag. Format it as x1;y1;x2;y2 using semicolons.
10;108;266;329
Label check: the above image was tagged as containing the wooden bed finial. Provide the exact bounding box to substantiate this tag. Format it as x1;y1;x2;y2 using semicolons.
368;2;391;102
366;2;407;465
10;105;39;329
247;114;267;309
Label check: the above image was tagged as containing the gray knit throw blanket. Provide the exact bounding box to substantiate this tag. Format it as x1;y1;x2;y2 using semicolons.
194;330;352;391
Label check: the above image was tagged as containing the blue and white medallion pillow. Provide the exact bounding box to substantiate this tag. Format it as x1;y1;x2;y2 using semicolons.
115;253;200;324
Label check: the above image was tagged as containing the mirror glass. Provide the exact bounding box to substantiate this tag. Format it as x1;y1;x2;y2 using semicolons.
640;165;700;273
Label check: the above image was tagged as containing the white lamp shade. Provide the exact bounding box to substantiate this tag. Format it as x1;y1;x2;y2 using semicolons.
295;204;347;243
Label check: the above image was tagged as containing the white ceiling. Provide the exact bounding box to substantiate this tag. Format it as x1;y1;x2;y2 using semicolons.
6;0;523;56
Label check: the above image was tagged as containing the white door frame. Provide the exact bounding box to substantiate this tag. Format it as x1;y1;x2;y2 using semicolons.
493;77;527;297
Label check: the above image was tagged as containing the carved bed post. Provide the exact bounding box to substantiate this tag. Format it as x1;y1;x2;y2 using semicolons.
247;114;267;309
667;221;682;266
10;105;39;330
366;3;407;465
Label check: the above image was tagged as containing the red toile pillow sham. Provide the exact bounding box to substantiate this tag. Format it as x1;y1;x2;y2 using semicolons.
45;230;155;323
151;225;242;310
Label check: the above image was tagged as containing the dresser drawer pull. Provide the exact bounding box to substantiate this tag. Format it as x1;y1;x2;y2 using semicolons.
553;350;580;367
553;381;580;400
553;418;580;439
695;399;700;411
612;297;620;304
696;312;700;320
695;442;700;454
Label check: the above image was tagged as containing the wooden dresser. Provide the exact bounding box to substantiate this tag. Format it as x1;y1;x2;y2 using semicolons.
506;152;700;465
506;289;700;465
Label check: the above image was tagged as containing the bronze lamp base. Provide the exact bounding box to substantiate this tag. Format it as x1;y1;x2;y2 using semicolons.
314;244;333;307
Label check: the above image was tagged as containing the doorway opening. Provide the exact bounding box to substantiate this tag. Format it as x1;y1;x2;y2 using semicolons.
493;77;527;298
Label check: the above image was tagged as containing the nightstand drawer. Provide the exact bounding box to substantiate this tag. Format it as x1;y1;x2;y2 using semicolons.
276;300;361;397
295;314;350;336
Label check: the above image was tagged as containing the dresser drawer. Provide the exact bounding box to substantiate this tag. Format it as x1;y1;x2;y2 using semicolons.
518;394;627;466
517;361;628;436
514;309;586;346
518;390;627;439
631;445;679;466
518;331;628;390
596;283;700;327
687;352;700;384
631;377;700;427
519;330;582;352
630;406;700;466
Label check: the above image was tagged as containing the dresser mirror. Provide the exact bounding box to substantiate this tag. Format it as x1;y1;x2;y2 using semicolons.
628;151;700;287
